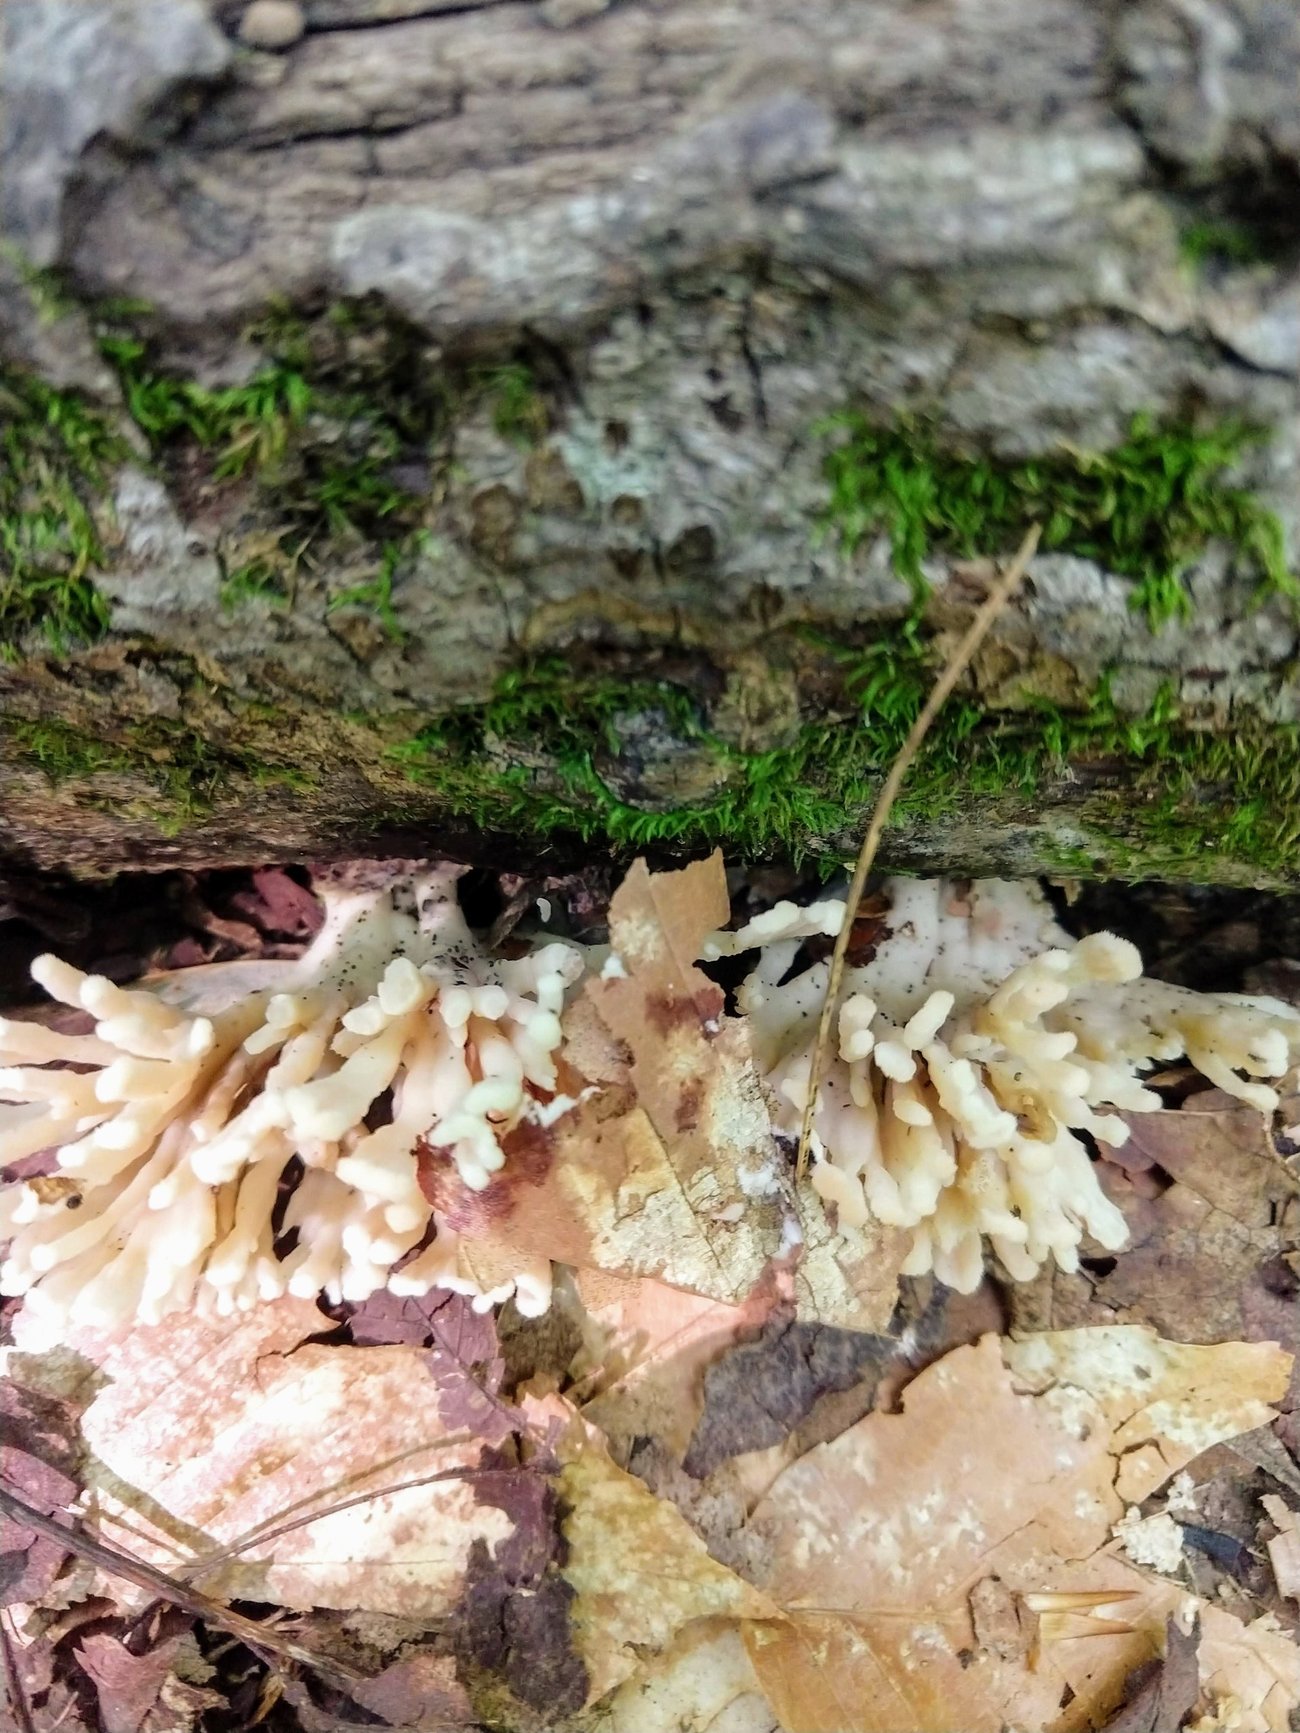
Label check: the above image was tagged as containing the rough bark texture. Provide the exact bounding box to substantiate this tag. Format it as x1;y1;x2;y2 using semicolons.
3;0;1300;880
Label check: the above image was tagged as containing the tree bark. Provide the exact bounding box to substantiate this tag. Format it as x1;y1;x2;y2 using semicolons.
3;0;1300;881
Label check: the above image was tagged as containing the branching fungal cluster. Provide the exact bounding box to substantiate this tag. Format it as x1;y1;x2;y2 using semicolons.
2;864;1298;1334
705;878;1300;1293
0;867;580;1341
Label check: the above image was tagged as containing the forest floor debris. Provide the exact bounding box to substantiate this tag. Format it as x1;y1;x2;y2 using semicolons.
3;856;1300;1732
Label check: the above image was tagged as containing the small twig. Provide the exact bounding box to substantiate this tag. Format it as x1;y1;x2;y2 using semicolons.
795;524;1042;1180
0;1610;37;1733
0;1486;362;1689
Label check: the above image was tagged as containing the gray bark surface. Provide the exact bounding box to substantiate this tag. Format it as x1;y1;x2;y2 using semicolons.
2;0;1300;876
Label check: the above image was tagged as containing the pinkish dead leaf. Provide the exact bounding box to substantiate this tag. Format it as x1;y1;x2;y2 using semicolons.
75;1632;181;1733
0;1628;91;1733
1017;1087;1300;1350
0;1381;81;1608
346;1290;514;1445
9;1300;518;1621
350;1651;475;1729
574;1267;786;1461
230;867;323;941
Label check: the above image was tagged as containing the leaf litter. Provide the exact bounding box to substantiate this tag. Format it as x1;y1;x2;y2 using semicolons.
4;854;1300;1731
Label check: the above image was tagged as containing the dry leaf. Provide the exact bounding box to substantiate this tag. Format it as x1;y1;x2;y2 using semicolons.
575;1268;783;1460
569;1619;781;1733
683;1318;893;1481
1003;1327;1291;1503
75;1632;183;1733
428;855;902;1331
556;1411;781;1704
740;1330;1297;1733
0;1378;81;1608
788;1176;909;1333
1262;1495;1300;1601
1006;1086;1300;1350
1100;1615;1200;1733
349;1652;475;1730
10;1299;516;1618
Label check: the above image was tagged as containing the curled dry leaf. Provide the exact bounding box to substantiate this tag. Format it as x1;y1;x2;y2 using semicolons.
8;1298;517;1620
740;1329;1297;1733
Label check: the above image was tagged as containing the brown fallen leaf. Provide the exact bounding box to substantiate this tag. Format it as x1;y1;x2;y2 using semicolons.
1013;1089;1299;1347
1002;1326;1291;1503
450;1458;588;1717
739;1329;1297;1733
1100;1615;1200;1733
682;1318;894;1481
0;1379;81;1610
349;1651;475;1731
589;857;903;1332
75;1631;184;1733
567;1619;780;1733
0;1628;91;1733
574;1268;784;1461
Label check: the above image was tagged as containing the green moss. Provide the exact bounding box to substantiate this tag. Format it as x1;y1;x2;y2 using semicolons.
476;360;549;446
219;558;291;613
821;412;1297;628
3;717;134;779
326;539;410;642
3;709;312;832
1179;218;1262;269
0;372;130;653
1;245;79;325
386;637;1300;882
99;334;314;477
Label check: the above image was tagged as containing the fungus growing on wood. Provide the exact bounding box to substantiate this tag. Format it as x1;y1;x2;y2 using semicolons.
704;877;1300;1293
0;865;582;1340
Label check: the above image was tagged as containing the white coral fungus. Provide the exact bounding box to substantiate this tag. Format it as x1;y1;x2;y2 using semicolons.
0;866;582;1338
705;877;1300;1294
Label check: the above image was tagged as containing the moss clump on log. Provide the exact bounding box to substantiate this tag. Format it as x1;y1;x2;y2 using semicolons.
821;411;1297;629
3;299;1299;883
384;636;1300;881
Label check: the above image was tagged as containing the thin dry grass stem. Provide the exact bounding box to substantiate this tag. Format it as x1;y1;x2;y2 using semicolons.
174;1459;542;1581
795;523;1043;1181
0;1485;363;1689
